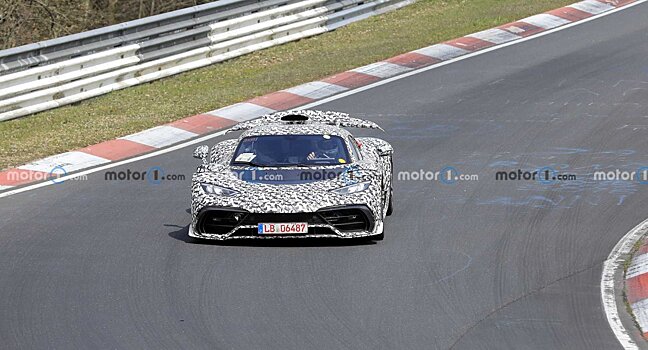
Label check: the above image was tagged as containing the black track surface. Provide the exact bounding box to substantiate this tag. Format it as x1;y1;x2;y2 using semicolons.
1;5;648;349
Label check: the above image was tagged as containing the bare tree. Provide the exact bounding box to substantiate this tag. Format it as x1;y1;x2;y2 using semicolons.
0;0;215;50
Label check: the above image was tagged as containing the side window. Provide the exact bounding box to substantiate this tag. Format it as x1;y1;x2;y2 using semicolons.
348;136;362;161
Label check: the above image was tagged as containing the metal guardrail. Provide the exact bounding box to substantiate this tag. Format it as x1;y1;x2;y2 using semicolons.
0;0;413;122
0;0;271;74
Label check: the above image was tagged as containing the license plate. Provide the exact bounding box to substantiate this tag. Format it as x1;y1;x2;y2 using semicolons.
258;222;308;235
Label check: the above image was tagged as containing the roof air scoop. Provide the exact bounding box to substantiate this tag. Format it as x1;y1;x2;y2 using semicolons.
280;114;309;123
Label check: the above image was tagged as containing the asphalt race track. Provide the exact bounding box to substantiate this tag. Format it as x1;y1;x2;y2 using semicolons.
1;4;648;350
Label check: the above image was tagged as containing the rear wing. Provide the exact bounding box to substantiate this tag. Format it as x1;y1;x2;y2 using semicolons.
226;110;384;133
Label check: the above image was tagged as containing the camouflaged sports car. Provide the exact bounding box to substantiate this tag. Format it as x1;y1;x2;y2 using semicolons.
189;110;393;240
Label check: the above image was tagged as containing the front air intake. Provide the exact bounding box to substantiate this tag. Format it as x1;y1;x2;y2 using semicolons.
197;208;247;235
318;206;373;232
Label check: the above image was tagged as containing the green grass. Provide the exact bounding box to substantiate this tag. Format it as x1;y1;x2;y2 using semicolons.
0;0;575;170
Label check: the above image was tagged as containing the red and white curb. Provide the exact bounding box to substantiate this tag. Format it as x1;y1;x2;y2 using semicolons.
0;0;641;190
626;238;648;338
602;218;648;350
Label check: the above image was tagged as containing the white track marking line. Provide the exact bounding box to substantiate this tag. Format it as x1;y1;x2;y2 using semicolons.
301;0;647;109
0;129;228;197
0;0;646;203
601;217;648;350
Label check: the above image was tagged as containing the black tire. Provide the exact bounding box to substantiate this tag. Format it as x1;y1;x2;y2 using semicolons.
386;187;393;216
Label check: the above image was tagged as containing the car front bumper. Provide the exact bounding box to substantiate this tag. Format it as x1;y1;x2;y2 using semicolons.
188;205;383;240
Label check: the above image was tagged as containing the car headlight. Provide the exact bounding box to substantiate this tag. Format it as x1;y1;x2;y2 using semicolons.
200;183;239;196
330;181;371;195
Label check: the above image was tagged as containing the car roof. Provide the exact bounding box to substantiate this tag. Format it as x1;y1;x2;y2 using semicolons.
227;110;383;135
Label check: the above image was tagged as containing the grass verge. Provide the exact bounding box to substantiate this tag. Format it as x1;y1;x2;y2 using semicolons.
0;0;575;170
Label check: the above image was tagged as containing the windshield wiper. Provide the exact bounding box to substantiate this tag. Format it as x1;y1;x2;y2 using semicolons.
273;162;339;167
232;161;340;167
271;163;310;167
232;160;266;167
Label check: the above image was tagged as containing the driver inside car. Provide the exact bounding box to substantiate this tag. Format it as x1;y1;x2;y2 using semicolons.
307;137;342;160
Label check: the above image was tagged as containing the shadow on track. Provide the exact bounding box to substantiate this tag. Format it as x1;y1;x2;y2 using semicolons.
166;224;378;247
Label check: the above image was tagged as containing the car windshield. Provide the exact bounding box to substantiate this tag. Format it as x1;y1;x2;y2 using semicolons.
231;134;351;167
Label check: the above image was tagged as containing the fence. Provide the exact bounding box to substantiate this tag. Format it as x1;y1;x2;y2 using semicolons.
0;0;413;122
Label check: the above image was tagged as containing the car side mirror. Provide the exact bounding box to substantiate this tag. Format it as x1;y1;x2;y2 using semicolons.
377;145;393;157
193;145;209;165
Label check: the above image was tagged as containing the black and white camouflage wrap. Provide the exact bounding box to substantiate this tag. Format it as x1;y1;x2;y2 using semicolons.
189;110;393;240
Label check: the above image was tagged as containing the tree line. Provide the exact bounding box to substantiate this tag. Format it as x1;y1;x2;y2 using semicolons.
0;0;214;50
